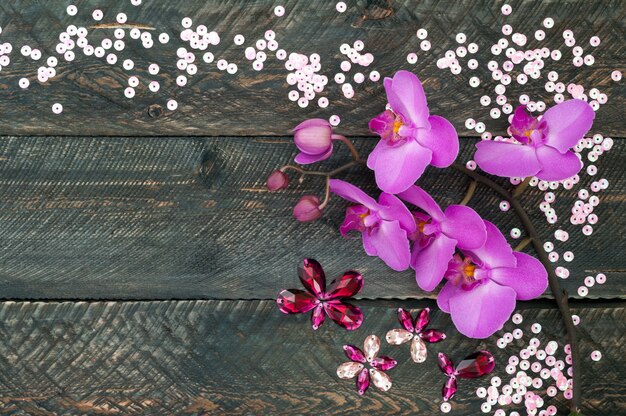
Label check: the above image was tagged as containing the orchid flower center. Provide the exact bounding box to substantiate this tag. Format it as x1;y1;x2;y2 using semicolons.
445;254;482;289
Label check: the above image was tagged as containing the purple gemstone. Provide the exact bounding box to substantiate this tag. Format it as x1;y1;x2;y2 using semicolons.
397;308;414;332
298;258;326;297
311;305;325;330
356;368;370;395
414;307;430;332
437;352;455;375
323;301;363;330
455;351;495;379
370;356;397;371
343;344;366;363
442;376;457;401
419;329;446;343
325;271;363;300
276;289;318;314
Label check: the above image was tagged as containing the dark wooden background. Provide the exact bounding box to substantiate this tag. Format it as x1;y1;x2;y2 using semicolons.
0;1;624;414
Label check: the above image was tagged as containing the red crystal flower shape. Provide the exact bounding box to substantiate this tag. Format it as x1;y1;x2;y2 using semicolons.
276;258;364;330
437;350;495;401
385;307;446;362
337;335;397;395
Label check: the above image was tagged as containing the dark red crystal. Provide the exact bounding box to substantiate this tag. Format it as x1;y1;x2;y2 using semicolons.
455;351;495;379
442;376;457;401
437;352;455;375
370;356;397;371
414;307;430;332
343;344;366;363
356;367;370;395
323;301;363;330
397;308;414;332
325;270;363;299
419;329;446;343
311;304;325;330
276;289;318;314
298;258;326;297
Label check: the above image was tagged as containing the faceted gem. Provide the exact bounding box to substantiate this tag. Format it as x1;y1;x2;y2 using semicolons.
370;356;397;371
437;352;455;375
276;289;318;314
455;351;495;378
363;335;381;362
311;305;325;330
397;308;415;332
442;376;457;401
410;336;428;363
356;367;370;395
420;329;446;343
385;328;413;345
343;345;366;363
337;361;364;379
298;258;326;297
369;368;392;392
325;270;363;299
324;301;363;330
414;307;430;332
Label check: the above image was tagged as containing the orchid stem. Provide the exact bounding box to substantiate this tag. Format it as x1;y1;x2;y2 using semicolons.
452;163;581;414
513;176;533;197
318;177;331;210
332;134;362;162
281;160;364;179
514;236;533;252
458;180;478;205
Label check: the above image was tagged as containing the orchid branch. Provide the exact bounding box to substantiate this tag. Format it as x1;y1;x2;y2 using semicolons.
458;179;478;205
452;163;582;414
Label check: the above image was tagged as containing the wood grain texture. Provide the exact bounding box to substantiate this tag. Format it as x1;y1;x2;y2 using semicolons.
0;136;623;300
0;299;621;415
0;0;623;136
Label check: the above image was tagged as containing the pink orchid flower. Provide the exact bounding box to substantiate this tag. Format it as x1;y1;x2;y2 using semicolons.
293;118;341;164
474;99;594;181
368;70;459;194
398;186;487;292
329;179;416;271
437;220;548;338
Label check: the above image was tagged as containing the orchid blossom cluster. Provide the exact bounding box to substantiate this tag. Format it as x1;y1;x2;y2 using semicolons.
267;70;594;339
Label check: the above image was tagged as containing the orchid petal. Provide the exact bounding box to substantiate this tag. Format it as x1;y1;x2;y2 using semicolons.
542;99;595;153
448;280;517;339
441;205;487;250
329;179;378;210
294;144;334;165
415;115;459;167
384;70;430;129
466;221;516;269
378;193;417;233
535;146;582;181
373;139;432;194
490;252;548;300
437;280;460;313
411;234;457;291
362;231;378;256
369;220;411;271
397;185;444;222
366;139;389;171
474;140;541;178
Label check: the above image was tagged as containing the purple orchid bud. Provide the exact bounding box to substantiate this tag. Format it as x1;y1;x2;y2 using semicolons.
293;118;334;165
266;170;289;191
293;195;323;222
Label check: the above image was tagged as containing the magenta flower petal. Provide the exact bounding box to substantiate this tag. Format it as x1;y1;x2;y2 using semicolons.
343;344;367;363
276;289;318;314
489;252;548;300
542;99;595;153
534;146;582;181
298;258;326;297
448;280;517;338
373;139;433;194
420;329;446;343
371;356;398;371
340;205;368;236
442;376;457;401
437;352;455;375
324;301;363;330
378;193;417;234
311;304;326;329
366;140;388;171
436;280;460;313
397;185;445;222
474;140;541;178
467;221;516;269
440;205;487;250
455;351;495;379
294;118;333;157
414;307;430;332
294;144;334;165
397;308;415;332
368;220;411;271
361;231;378;256
326;270;363;299
415;115;459;168
411;234;456;291
329;179;378;210
384;70;430;129
356;368;370;395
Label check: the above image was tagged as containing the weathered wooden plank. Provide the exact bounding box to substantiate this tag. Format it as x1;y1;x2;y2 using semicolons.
0;299;621;415
0;0;623;136
0;136;623;300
